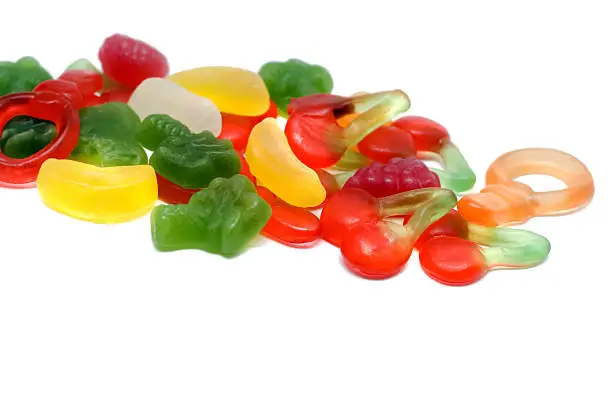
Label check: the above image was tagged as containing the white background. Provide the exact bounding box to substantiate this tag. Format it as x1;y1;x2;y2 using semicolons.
1;1;610;407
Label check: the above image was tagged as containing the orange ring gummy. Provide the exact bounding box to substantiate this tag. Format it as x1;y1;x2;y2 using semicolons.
458;148;594;227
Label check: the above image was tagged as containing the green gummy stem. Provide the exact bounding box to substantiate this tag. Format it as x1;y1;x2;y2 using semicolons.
343;90;411;147
332;149;370;171
468;223;551;269
429;142;476;194
379;188;457;241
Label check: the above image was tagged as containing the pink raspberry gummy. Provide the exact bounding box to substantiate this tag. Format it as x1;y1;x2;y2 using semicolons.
343;157;440;197
98;34;169;88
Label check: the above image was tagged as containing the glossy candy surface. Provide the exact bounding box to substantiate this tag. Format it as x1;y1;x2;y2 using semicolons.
285;90;410;168
357;124;416;163
0;92;79;188
340;188;457;279
129;78;222;136
404;209;468;250
168;67;269;116
69;103;148;167
34;79;85;109
257;186;321;247
341;157;440;197
99;34;169;88
458;148;595;227
150;125;241;190
392;116;476;193
219;102;278;152
151;174;272;257
37;159;158;223
259;59;333;117
420;223;551;286
0;57;52;97
246;118;325;207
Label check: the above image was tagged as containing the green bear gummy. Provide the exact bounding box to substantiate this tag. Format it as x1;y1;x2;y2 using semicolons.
69;103;148;167
149;123;241;189
151;175;272;257
0;57;52;97
0;116;56;159
136;114;191;151
258;58;333;117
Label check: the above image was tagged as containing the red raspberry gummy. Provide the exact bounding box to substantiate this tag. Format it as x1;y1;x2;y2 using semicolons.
98;34;169;88
343;157;440;198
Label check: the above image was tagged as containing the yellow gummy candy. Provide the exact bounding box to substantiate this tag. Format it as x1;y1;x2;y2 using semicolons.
37;159;158;223
246;118;325;208
168;67;270;116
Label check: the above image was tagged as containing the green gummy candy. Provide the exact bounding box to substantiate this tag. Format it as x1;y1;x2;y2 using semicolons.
136;114;191;151
149;126;241;189
69;103;148;167
0;116;56;159
151;174;272;257
0;57;52;97
259;58;333;117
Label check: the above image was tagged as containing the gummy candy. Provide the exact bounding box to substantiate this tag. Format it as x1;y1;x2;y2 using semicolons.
128;78;222;136
219;102;278;152
168;67;270;116
1;116;56;159
259;59;333;117
458;148;595;227
257;186;321;248
0;92;79;188
151;174;272;257
403;209;468;250
357;124;416;163
69;103;148;167
135;113;191;151
340;188;457;279
245;117;326;208
156;172;199;205
393;116;476;193
285;90;410;169
0;57;52;97
420;223;551;286
34;79;85;109
59;69;103;96
320;187;456;248
331;150;372;171
37;159;158;223
99;34;169;88
340;157;441;197
149;124;241;189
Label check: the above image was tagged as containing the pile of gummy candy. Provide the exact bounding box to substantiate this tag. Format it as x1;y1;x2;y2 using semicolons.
0;34;595;285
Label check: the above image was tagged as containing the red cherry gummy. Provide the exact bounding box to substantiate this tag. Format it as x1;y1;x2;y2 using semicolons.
393;116;450;153
404;209;468;250
98;33;169;88
320;188;379;247
357;125;416;163
341;222;411;280
344;157;440;198
419;236;487;286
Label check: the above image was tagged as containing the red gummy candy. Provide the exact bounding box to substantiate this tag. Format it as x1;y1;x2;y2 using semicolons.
343;157;440;198
404;209;468;250
257;186;321;248
98;33;169;88
0;92;80;188
59;70;103;96
393;116;450;153
320;188;379;247
419;236;487;286
220;102;278;152
156;173;199;204
357;125;416;163
34;80;85;109
341;221;412;280
239;155;256;184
